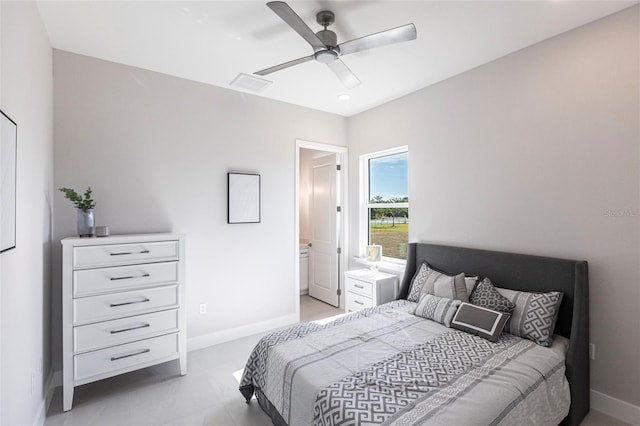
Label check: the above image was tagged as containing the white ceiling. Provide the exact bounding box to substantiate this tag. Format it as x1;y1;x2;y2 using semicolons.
37;1;636;117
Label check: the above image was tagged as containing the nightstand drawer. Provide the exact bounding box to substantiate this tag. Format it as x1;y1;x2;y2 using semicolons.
74;309;179;353
74;261;178;297
73;285;178;325
74;333;178;382
73;241;179;268
345;291;373;312
345;277;373;298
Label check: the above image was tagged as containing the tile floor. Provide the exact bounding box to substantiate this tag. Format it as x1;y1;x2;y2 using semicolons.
299;293;344;323
45;296;628;426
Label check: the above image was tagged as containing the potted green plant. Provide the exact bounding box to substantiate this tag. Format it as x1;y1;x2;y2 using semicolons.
59;187;97;237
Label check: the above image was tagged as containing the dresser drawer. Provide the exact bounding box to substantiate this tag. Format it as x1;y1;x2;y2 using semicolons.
73;285;178;325
74;261;178;297
74;333;178;382
74;309;179;353
345;291;373;312
345;277;374;298
73;241;179;268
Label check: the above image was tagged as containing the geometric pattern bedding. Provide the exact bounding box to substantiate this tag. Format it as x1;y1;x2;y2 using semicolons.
240;300;570;426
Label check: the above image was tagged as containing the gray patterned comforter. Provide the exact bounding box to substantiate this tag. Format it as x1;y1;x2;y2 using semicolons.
239;300;570;426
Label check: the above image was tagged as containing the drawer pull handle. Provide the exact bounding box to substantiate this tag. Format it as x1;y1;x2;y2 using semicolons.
110;323;150;334
354;300;364;305
110;348;150;361
110;298;150;307
354;284;364;289
110;250;150;256
110;273;150;281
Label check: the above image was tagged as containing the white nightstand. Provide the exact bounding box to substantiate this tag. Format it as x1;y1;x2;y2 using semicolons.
344;269;398;312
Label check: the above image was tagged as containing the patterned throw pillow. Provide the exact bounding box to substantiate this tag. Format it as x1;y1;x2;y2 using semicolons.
470;278;516;314
413;294;461;327
495;287;563;347
451;302;511;342
406;262;468;303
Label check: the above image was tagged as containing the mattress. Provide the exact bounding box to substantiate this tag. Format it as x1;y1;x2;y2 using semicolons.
239;300;570;426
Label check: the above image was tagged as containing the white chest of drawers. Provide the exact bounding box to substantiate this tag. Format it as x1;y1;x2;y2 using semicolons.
344;269;398;313
62;233;186;411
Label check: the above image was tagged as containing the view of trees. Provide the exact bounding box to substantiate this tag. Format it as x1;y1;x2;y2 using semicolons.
369;196;409;227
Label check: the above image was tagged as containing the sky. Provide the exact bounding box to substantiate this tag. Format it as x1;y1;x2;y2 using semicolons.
369;151;408;201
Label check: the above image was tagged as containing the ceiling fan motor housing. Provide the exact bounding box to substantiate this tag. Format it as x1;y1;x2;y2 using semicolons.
316;29;338;49
315;10;338;51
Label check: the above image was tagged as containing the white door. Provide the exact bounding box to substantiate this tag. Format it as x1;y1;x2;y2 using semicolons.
309;154;339;307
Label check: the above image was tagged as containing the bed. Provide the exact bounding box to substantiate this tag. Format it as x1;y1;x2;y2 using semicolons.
240;242;589;425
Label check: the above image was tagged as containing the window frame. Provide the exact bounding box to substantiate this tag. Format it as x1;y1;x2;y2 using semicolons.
359;146;409;264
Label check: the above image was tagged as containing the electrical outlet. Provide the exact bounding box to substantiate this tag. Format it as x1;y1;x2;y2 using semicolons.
31;373;36;395
589;343;595;360
199;304;207;315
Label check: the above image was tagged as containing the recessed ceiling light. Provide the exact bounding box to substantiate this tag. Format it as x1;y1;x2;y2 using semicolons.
338;94;351;101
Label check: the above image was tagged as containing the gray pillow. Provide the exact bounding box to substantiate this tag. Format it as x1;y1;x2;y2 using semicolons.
407;262;468;303
495;287;563;347
413;294;461;327
470;278;516;314
451;302;511;342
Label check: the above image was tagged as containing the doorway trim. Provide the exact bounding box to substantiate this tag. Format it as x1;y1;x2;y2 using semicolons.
295;139;348;320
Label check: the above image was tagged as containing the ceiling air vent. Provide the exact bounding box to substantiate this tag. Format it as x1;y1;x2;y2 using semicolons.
229;73;273;93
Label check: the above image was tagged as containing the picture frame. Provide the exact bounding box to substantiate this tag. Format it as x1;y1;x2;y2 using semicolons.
366;244;382;262
227;172;261;224
1;110;17;253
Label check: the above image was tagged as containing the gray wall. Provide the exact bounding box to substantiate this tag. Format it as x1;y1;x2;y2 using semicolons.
52;50;348;368
0;2;53;425
348;6;639;407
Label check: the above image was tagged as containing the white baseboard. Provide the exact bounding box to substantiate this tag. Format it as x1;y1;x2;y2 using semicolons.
591;389;640;425
187;313;299;352
33;370;58;426
33;399;46;426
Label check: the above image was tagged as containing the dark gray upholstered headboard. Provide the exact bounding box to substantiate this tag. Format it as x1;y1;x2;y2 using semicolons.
398;243;589;426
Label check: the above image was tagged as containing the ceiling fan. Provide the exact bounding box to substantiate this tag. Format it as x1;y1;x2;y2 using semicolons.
255;1;417;89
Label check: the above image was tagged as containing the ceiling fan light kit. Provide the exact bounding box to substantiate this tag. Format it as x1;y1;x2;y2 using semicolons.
254;1;417;89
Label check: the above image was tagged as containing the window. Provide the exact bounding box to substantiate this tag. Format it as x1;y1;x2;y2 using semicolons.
360;147;409;261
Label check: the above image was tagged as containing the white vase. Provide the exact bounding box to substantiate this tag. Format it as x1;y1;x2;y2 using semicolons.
77;209;95;237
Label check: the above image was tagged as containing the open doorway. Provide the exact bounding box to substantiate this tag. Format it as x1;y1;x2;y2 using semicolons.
295;140;347;323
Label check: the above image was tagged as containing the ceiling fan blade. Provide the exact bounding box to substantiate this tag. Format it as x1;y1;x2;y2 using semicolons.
255;55;314;76
327;59;361;89
267;1;326;51
338;23;417;56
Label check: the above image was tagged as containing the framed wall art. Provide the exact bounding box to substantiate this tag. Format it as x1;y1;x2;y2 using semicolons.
228;172;260;224
1;110;17;253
